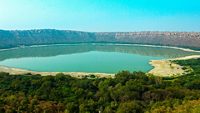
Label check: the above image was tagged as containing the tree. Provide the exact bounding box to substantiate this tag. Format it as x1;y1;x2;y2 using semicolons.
116;101;143;113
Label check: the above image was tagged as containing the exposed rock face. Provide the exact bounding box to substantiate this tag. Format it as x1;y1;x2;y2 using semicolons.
95;32;200;48
0;29;200;49
0;29;96;48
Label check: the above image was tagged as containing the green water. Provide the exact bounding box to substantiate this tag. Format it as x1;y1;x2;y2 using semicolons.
0;43;199;73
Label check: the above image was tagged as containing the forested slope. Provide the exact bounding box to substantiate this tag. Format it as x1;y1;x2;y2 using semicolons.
0;58;200;113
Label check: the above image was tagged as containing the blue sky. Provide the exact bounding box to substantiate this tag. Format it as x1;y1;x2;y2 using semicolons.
0;0;200;32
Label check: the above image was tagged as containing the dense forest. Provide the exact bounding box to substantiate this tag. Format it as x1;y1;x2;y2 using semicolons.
0;58;200;113
1;29;200;49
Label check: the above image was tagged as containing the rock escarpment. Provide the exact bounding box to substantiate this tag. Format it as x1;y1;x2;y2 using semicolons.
0;29;200;49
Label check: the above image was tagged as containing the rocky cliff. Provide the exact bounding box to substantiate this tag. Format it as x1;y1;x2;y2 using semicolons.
0;29;200;49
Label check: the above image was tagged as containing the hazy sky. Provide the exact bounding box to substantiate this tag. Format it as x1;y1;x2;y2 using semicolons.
0;0;200;32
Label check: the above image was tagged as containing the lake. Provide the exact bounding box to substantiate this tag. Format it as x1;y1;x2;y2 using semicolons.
0;43;199;73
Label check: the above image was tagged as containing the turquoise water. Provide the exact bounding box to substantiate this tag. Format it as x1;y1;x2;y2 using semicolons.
0;44;199;73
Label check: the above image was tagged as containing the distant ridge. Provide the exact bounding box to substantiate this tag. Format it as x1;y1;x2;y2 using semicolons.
0;29;200;49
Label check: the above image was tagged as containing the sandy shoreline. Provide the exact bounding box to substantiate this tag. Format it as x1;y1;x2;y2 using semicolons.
0;43;200;77
148;55;200;77
169;55;200;60
148;60;185;77
0;65;114;78
1;55;200;78
0;55;200;78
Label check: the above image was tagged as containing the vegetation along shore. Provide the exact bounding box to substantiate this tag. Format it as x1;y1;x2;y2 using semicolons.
0;57;200;112
149;55;200;76
0;54;200;78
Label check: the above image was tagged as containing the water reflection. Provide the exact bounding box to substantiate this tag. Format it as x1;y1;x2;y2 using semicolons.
0;43;199;61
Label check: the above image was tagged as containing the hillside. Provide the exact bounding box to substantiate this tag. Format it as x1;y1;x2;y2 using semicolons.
0;29;200;49
0;58;200;113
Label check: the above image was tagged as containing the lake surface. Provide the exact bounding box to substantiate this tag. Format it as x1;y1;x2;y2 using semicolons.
0;43;199;73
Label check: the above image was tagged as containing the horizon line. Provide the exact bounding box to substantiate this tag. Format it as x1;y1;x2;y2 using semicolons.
0;29;200;33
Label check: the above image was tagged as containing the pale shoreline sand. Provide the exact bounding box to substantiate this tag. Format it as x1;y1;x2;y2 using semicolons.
169;55;200;60
148;60;185;77
0;54;200;78
1;55;200;78
0;44;200;77
148;55;200;77
0;65;114;78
